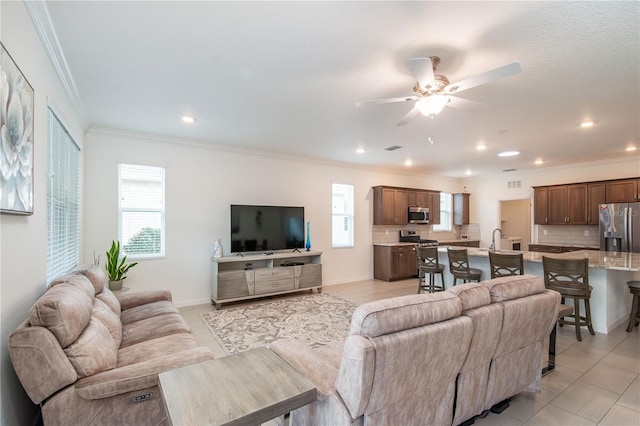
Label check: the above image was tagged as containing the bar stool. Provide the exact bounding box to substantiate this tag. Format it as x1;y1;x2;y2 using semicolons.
626;280;640;332
447;248;482;286
488;252;524;278
416;246;445;293
542;256;595;341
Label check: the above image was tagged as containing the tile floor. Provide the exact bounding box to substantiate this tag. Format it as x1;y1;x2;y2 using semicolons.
180;278;640;425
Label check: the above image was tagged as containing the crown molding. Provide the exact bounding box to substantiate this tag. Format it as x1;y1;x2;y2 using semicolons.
25;0;90;129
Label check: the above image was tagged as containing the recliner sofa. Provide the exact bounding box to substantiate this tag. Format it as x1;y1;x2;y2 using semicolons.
9;264;215;425
272;274;560;426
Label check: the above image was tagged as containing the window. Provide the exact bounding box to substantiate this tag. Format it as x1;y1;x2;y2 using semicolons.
332;183;354;248
47;109;80;282
118;164;165;258
432;192;452;232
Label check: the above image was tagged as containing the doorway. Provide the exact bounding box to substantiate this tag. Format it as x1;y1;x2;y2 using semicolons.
499;199;531;251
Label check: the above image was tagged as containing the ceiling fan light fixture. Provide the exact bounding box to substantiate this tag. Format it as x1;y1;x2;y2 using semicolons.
416;96;449;117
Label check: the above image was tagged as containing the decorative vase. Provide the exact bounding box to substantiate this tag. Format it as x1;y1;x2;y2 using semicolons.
213;238;223;258
109;280;123;291
305;221;311;251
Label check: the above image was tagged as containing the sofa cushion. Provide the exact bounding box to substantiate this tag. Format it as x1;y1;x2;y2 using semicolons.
350;292;462;338
73;264;107;294
64;317;118;378
96;287;122;317
482;274;545;302
93;299;123;347
447;283;491;311
120;300;180;325
49;274;95;300
120;313;191;348
117;333;201;367
29;284;94;348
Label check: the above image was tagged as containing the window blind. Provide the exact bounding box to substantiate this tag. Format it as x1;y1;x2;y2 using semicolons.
118;164;165;258
46;109;80;282
332;183;354;248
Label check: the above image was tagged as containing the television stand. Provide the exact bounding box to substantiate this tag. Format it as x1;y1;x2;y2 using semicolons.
210;250;323;309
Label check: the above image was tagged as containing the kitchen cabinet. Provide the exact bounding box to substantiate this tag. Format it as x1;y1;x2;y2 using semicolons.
606;179;640;203
373;186;408;225
587;182;606;224
534;187;549;225
528;244;598;253
453;193;470;225
373;186;440;225
535;184;587;225
373;245;417;281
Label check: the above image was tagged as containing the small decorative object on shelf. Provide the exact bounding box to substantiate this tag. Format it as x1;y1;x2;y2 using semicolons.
213;238;223;258
305;221;311;251
106;240;137;291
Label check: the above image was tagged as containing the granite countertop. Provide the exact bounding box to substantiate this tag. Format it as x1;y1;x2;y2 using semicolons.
530;242;600;249
373;242;418;247
441;247;640;272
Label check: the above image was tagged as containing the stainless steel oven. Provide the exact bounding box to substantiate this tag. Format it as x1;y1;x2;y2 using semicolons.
408;206;429;224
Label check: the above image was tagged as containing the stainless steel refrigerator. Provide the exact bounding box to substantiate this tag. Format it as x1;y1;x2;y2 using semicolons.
599;203;640;252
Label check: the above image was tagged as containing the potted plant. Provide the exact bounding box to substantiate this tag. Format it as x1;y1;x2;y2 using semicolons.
105;240;137;290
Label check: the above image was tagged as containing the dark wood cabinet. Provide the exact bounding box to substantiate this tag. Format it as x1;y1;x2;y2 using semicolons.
606;179;640;203
373;245;417;281
587;183;606;224
453;193;470;225
445;240;480;248
373;186;440;226
547;184;587;224
534;187;549;225
374;186;408;225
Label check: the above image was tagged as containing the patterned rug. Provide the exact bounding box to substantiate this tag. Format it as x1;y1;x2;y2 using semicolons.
201;294;357;355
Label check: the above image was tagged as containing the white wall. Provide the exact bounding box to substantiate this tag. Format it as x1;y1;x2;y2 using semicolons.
83;128;462;305
464;157;640;248
1;2;85;425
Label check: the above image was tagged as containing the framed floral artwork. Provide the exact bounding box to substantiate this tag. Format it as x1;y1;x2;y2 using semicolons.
1;42;34;215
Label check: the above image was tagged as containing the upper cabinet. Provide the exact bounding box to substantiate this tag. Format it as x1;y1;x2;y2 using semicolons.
533;177;639;225
606;179;640;203
373;186;440;225
453;193;470;225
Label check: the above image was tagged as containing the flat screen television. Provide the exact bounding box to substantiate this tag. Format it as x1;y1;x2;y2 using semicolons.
230;205;305;253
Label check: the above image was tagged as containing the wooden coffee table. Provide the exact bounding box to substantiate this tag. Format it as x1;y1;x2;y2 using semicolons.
159;347;316;425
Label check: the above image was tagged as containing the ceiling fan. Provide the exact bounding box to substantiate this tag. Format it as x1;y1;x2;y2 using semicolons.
356;56;522;126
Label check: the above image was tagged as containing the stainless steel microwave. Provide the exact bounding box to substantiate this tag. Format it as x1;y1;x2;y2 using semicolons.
408;206;429;224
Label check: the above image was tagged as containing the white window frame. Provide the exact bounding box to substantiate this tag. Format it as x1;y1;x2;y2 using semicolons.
432;192;452;232
118;163;165;259
331;182;354;248
46;108;80;282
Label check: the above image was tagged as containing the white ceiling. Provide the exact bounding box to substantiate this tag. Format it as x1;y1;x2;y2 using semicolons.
43;1;639;178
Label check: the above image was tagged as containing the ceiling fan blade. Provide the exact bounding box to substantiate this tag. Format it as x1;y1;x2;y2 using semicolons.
446;96;483;112
355;95;418;107
396;106;420;127
409;57;436;90
444;62;522;94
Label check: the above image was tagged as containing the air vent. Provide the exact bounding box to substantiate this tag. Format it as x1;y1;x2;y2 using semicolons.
507;180;522;189
502;168;517;172
385;145;402;151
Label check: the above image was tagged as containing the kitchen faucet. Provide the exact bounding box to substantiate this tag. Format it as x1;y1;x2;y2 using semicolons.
490;228;503;252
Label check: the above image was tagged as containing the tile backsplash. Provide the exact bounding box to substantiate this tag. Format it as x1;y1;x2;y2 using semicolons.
372;223;481;244
536;225;599;247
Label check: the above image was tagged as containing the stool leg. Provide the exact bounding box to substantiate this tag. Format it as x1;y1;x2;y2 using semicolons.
417;272;422;294
439;272;445;291
627;294;640;332
584;298;595;336
430;273;435;292
574;299;582;342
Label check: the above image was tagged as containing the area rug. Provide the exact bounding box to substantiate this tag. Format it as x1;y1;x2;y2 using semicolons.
201;294;357;355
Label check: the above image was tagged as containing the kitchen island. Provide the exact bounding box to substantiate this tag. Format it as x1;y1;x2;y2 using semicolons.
439;247;640;334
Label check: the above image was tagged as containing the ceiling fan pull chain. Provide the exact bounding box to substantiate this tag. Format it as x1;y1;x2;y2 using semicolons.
428;115;435;145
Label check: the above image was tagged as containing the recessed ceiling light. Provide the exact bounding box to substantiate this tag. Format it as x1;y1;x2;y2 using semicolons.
404;159;413;166
580;120;594;128
356;148;365;154
626;146;637;152
498;151;520;157
535;159;544;165
465;169;472;175
476;143;486;151
181;115;196;124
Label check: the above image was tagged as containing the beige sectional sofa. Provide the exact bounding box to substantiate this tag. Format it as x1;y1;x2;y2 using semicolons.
9;264;214;426
272;274;560;426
